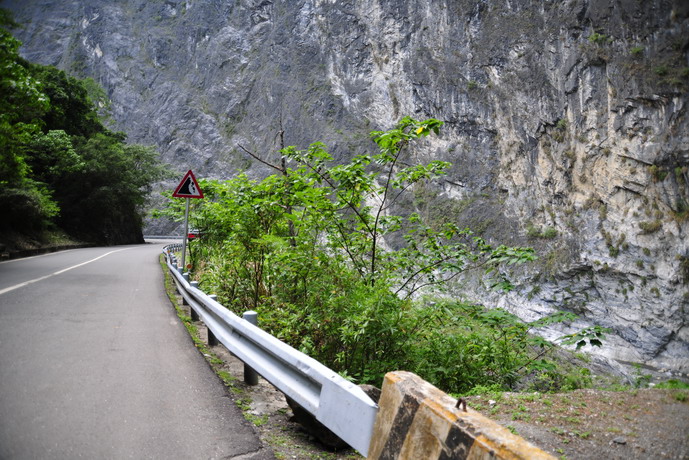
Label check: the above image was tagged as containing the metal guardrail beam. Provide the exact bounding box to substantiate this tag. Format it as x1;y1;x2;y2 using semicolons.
162;245;378;456
143;235;184;240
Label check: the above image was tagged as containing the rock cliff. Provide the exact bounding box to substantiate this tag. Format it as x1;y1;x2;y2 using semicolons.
6;0;688;374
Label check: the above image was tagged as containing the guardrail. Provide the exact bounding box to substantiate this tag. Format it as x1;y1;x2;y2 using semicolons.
162;244;378;456
143;235;184;240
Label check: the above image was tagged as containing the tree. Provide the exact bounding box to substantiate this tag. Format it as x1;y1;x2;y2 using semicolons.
0;14;53;232
57;133;168;244
1;11;168;243
282;117;535;295
30;65;104;137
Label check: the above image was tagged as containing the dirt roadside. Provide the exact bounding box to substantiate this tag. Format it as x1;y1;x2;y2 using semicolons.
465;388;689;460
193;316;689;460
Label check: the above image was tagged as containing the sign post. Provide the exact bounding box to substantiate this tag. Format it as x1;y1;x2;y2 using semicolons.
182;197;190;270
172;170;204;271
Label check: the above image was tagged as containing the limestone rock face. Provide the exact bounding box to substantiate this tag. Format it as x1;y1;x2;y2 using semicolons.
6;0;688;373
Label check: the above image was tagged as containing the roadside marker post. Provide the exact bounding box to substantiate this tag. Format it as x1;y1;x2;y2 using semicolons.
172;170;204;271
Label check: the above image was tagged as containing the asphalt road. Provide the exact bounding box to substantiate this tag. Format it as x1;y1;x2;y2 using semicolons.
0;242;272;459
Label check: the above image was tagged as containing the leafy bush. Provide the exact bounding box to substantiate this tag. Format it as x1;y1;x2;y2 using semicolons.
161;117;607;392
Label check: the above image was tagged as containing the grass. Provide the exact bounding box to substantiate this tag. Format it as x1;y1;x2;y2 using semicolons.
656;379;689;390
245;413;269;427
574;431;591;439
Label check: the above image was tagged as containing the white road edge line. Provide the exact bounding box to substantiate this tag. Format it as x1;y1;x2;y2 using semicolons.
0;248;131;296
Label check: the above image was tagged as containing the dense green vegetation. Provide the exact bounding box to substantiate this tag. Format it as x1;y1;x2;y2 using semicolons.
161;117;607;393
0;13;167;245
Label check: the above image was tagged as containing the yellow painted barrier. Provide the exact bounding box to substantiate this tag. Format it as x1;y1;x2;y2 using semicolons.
368;371;556;460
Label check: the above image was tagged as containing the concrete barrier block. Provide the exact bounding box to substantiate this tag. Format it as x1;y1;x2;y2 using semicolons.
368;371;555;460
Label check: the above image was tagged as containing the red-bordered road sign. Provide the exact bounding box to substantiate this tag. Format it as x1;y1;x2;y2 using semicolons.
173;170;204;199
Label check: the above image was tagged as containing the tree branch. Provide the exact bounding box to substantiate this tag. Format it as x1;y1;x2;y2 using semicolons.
238;143;284;173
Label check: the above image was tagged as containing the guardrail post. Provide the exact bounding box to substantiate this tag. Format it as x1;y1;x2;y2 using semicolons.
188;281;199;321
243;311;259;385
207;328;219;346
175;264;183;295
207;295;219;346
181;273;190;305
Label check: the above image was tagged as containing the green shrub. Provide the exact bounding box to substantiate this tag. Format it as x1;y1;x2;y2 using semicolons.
639;220;662;234
609;245;619;257
654;65;669;76
588;32;609;44
160;118;610;393
542;227;558;239
526;224;558;239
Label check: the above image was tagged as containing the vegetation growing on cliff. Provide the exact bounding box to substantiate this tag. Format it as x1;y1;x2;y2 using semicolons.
0;14;167;245
160;117;606;393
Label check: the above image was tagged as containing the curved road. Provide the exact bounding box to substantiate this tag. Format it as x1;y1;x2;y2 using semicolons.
0;242;272;459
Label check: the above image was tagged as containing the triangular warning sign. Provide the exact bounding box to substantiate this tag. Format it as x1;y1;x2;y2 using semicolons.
173;170;204;198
